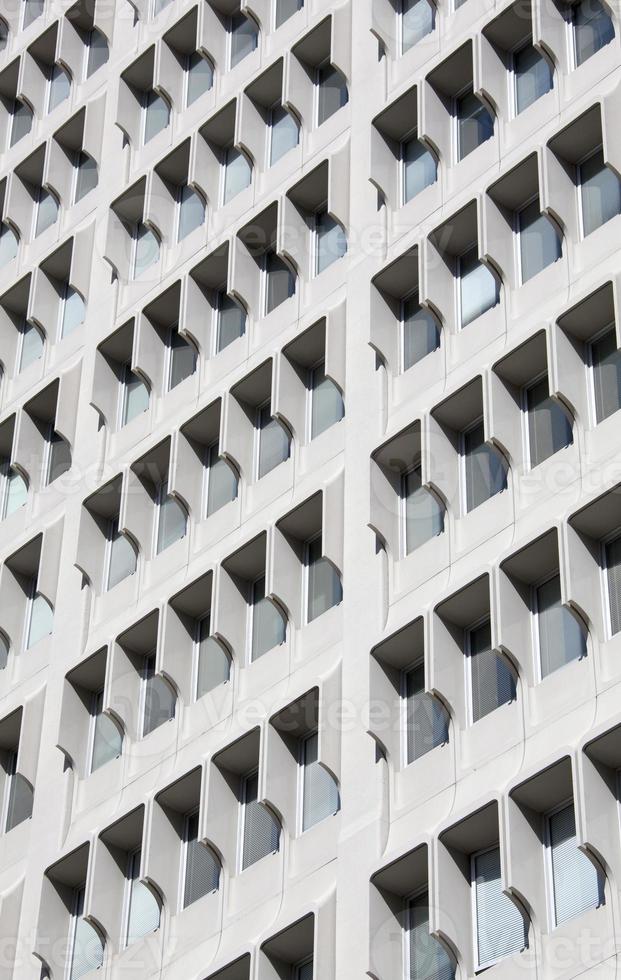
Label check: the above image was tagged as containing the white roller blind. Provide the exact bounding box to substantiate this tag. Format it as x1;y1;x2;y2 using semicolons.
405;663;448;764
241;771;279;870
469;620;515;722
302;732;340;831
548;803;604;926
183;812;220;907
408;890;454;980
606;536;621;636
125;850;160;946
473;847;527;968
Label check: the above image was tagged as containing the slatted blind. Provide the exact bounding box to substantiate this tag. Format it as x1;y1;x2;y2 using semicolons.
126;850;161;946
606;537;621;635
473;847;527;968
527;377;573;467
469;621;515;723
69;886;105;980
537;576;587;678
405;664;448;763
302;732;340;831
241;772;280;870
183;812;220;907
549;803;604;926
408;890;454;980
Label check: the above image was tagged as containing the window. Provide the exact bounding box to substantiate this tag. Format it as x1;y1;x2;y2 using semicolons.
47;64;71;112
462;420;507;512
34;189;59;238
456;89;494;161
143;90;170;144
458;245;499;327
124;850;160;946
547;803;604;926
401;0;435;54
196;616;231;697
472;847;527;968
121;364;149;425
182;811;219;907
305;535;342;622
513;40;552;114
518;198;561;283
18;321;44;372
167;329;197;390
9;99;33;147
250;575;286;660
2;752;33;831
316;62;348;125
216;292;246;352
205;442;237;517
535;575;587;678
67;886;105;980
309;361;344;439
106;518;136;591
155;480;187;554
300;731;339;831
294;960;313;980
0;20;7;52
186;51;213;106
0;634;8;671
591;327;621;423
402;134;437;204
22;0;43;30
264;251;295;314
525;375;573;467
403;662;448;764
26;589;53;648
86;28;109;78
240;770;279;870
467;619;515;723
269;104;299;166
223;147;252;204
402;293;440;370
0;463;27;519
74;152;98;203
0;223;18;267
276;0;303;27
229;12;258;69
59;286;85;339
579;148;621;236
45;428;71;485
315;210;347;275
89;690;123;772
178;185;205;241
256;403;290;478
407;891;454;980
605;535;621;635
132;223;160;278
402;467;444;555
573;0;614;67
141;653;175;736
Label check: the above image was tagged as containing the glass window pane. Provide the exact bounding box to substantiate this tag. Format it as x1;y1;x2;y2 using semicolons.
156;484;187;553
0;224;18;267
143;658;175;736
69;899;104;980
270;105;299;165
22;0;44;28
408;892;455;980
10;100;33;147
403;136;437;203
144;90;169;143
87;29;108;77
403;467;444;553
5;765;33;831
549;804;604;925
223;147;252;203
474;847;527;966
217;293;246;351
316;212;347;274
317;64;348;125
19;322;44;372
47;432;71;484
74;152;98;203
187;51;213;105
307;536;342;622
457;90;494;160
91;691;123;771
515;43;552;114
403;294;440;369
61;287;85;338
35;190;59;237
241;771;279;868
169;330;196;389
178;185;205;241
402;0;435;53
107;524;136;590
574;0;614;66
265;252;295;313
592;328;621;423
206;443;237;516
122;367;149;424
184;812;219;906
469;620;515;722
405;663;448;763
302;731;340;831
251;576;286;660
197;618;231;697
276;0;303;27
258;406;290;478
464;421;507;511
126;852;160;945
230;13;258;68
527;376;573;467
4;469;27;517
459;246;499;327
580;149;621;236
519;198;561;282
0;20;7;51
606;536;621;636
133;224;160;278
0;634;8;671
311;362;344;438
48;64;70;111
27;592;53;648
537;574;587;677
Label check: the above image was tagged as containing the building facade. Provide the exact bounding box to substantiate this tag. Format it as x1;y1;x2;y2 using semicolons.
0;0;620;976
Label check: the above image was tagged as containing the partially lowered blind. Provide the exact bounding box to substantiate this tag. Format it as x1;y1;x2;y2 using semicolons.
302;732;340;831
241;772;280;870
473;847;527;968
405;663;448;763
183;812;220;907
549;803;604;926
469;621;515;723
606;537;621;635
408;890;454;980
